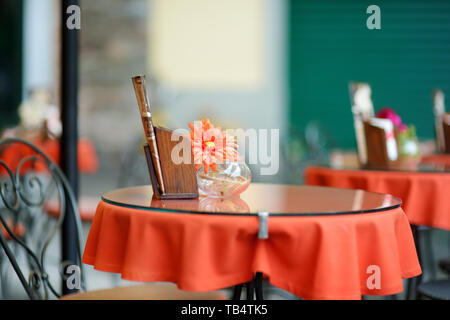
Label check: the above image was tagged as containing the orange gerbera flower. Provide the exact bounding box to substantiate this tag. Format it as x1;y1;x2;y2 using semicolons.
188;118;238;173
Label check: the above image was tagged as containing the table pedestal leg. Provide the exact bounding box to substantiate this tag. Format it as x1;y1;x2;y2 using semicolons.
232;272;264;300
232;284;244;300
246;279;254;300
255;272;264;300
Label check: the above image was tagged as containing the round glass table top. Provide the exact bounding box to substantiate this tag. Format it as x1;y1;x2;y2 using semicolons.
102;183;402;216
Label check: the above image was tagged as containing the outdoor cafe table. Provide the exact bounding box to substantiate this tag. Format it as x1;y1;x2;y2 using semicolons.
82;183;421;300
305;162;450;231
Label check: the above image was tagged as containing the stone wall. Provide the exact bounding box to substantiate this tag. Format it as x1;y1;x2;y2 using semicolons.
80;0;148;156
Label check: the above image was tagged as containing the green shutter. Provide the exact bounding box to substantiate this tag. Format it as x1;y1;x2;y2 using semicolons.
288;0;450;149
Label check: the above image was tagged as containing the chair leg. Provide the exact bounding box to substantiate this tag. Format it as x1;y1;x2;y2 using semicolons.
406;225;422;299
0;255;7;299
232;273;264;301
422;227;436;280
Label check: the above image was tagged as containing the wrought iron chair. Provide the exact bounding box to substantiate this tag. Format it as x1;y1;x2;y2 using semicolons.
0;138;85;299
0;138;227;300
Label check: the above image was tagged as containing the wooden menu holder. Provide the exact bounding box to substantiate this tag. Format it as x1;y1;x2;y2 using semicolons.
362;121;400;169
143;126;198;199
444;116;450;153
363;121;389;168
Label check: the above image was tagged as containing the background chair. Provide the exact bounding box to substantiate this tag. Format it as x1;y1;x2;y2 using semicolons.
439;259;450;275
410;225;450;300
0;138;85;299
416;280;450;300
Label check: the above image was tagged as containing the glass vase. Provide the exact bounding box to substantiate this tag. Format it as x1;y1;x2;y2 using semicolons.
197;162;251;198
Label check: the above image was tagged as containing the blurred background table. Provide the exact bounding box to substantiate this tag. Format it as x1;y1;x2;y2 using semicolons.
420;153;450;167
305;161;450;298
0;137;99;175
305;163;450;231
83;183;421;300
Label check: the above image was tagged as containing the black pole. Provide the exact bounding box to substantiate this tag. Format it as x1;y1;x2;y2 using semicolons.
61;0;80;295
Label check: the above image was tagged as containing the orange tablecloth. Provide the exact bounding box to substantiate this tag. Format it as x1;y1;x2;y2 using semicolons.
421;153;450;166
0;138;98;174
83;200;421;300
305;166;450;231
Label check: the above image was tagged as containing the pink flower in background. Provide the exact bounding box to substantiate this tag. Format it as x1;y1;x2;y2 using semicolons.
376;107;402;127
398;123;408;133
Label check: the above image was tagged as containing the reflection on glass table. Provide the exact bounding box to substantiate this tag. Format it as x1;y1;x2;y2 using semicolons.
102;183;401;216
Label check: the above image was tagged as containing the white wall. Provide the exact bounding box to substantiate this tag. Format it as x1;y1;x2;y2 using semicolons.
148;0;287;132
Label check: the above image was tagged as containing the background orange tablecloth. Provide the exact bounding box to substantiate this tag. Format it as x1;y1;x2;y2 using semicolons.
305;166;450;231
0;138;98;174
83;200;421;300
420;153;450;166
